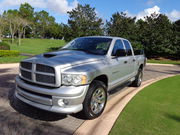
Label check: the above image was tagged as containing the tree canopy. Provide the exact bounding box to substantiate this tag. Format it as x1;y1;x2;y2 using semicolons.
66;4;103;41
19;3;34;21
106;12;180;58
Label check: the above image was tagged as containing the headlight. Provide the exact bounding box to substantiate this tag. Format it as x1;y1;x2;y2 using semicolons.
62;74;87;86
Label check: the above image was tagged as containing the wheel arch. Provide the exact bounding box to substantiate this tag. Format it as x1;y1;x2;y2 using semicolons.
91;74;108;88
139;64;144;70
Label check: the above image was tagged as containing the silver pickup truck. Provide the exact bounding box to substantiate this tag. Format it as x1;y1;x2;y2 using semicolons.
15;36;146;119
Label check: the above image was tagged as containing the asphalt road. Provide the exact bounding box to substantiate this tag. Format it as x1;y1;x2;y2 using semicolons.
0;64;179;135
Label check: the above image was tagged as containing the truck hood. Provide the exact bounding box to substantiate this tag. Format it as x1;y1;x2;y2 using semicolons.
24;50;105;68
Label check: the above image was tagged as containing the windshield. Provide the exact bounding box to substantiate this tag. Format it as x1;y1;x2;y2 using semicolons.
61;37;112;55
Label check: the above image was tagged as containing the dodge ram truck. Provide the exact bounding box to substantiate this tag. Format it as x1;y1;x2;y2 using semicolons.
15;36;146;119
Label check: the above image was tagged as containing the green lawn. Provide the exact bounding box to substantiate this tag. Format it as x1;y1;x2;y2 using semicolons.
0;38;66;64
147;59;180;65
9;38;66;55
0;56;28;64
110;75;180;135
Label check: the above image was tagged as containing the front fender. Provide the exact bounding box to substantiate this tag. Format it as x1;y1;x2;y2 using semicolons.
61;60;110;84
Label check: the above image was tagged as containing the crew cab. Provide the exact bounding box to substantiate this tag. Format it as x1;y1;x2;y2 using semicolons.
15;36;146;119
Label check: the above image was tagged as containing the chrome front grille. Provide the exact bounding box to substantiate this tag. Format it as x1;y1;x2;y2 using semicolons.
20;62;57;87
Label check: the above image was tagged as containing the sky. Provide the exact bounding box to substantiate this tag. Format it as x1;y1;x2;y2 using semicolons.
0;0;179;23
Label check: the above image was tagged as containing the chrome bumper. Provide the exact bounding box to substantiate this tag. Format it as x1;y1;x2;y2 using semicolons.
15;76;89;114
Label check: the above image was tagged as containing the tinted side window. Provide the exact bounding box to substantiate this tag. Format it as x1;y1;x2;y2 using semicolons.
112;40;125;56
123;40;132;56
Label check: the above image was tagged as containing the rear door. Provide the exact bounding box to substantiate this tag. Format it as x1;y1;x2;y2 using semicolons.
123;40;136;77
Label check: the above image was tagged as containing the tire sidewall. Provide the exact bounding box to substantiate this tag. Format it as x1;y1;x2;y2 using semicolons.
83;80;107;119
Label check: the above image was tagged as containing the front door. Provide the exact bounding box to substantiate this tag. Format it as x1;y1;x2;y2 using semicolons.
109;39;129;88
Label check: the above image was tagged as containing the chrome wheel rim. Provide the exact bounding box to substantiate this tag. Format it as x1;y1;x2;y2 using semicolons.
90;88;106;114
138;71;142;85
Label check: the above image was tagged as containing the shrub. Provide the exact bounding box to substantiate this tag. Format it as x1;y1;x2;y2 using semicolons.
0;42;10;50
0;50;20;57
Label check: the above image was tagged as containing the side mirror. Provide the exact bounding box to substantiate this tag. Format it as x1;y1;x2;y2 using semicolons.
115;49;126;57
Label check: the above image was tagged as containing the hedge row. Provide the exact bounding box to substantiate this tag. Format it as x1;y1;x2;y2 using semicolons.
0;42;10;50
0;50;20;57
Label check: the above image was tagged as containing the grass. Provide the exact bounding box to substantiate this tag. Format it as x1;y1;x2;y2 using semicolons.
0;56;28;64
9;38;66;55
0;38;66;64
147;59;180;65
110;75;180;135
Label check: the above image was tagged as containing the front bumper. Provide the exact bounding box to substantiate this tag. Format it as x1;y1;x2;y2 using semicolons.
15;76;89;114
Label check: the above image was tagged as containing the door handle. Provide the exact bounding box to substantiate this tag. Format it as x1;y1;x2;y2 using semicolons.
124;61;127;64
133;59;136;62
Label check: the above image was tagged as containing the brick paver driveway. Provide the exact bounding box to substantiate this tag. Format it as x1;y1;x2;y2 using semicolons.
0;64;179;135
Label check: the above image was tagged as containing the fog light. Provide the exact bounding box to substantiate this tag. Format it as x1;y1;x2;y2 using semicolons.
63;99;69;105
58;99;64;106
58;99;69;106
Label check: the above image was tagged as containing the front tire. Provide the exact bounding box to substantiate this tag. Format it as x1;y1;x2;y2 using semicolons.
82;80;107;119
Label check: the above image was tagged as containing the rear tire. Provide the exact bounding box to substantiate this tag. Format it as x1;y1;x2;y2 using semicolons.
82;80;107;119
131;68;143;87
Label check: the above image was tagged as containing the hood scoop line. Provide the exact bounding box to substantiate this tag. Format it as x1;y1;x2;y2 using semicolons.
43;53;56;58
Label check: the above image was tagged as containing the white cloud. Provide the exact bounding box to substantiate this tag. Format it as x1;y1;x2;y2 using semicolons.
125;5;161;20
145;5;160;14
47;0;78;14
0;0;78;14
125;5;180;21
136;5;160;20
0;0;46;8
166;10;180;21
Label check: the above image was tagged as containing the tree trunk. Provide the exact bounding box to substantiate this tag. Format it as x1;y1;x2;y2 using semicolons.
18;31;21;46
23;28;26;38
9;21;14;44
0;33;2;41
11;34;14;44
18;28;24;45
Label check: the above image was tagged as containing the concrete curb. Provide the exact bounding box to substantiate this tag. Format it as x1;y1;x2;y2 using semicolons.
0;63;19;69
74;74;179;135
146;63;178;66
